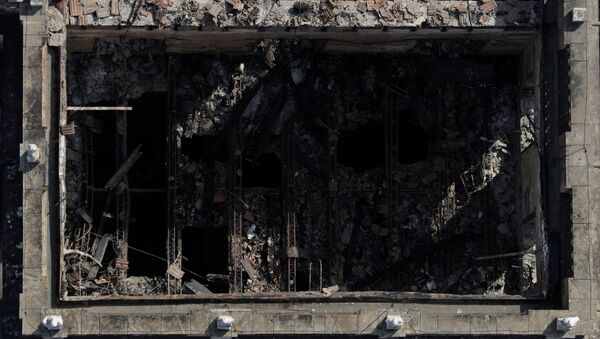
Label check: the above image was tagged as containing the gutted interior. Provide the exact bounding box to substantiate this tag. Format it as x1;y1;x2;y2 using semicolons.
10;0;599;334
60;34;546;299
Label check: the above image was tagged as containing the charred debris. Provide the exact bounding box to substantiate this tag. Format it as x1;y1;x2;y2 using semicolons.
62;38;540;298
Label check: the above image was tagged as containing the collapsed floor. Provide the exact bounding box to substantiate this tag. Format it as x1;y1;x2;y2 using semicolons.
62;38;540;298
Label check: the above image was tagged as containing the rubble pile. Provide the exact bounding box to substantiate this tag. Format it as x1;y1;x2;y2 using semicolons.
175;52;271;137
67;38;168;105
58;0;539;28
64;38;534;296
175;155;228;228
238;192;285;292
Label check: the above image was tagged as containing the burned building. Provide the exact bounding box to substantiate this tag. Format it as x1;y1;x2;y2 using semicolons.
62;43;539;298
1;0;599;337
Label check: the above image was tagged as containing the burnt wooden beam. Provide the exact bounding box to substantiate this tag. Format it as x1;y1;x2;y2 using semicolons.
67;106;132;111
104;144;142;190
86;234;111;280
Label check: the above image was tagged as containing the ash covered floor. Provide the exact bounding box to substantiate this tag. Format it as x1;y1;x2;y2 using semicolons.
62;39;539;298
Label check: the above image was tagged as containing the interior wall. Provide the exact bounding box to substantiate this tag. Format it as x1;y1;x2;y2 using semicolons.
518;37;548;297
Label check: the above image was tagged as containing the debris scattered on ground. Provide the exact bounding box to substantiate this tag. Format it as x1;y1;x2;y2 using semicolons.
63;39;533;297
48;5;67;46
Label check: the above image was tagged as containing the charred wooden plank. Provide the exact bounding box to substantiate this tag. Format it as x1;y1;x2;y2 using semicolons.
104;145;142;190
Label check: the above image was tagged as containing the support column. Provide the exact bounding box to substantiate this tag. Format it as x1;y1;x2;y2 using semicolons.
166;57;182;294
230;128;244;293
114;106;130;278
327;97;339;285
385;86;400;233
283;112;296;292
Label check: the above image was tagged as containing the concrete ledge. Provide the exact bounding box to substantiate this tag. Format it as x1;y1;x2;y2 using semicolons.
60;290;543;303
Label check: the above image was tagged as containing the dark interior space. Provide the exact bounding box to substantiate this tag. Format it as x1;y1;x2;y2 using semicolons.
242;152;281;188
128;92;168;188
295;260;311;291
338;121;385;171
63;46;531;297
337;111;429;170
181;134;229;163
124;92;169;276
89;109;118;187
86;93;170;277
182;226;229;292
127;194;168;276
397;112;430;164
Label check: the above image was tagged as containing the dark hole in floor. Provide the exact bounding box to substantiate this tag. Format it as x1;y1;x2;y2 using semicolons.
242;152;281;188
182;226;230;293
338;121;385;171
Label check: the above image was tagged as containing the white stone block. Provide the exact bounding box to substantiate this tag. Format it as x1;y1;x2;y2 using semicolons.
42;315;64;330
572;8;586;22
385;315;404;330
556;316;579;332
26;144;40;163
216;315;234;330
